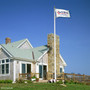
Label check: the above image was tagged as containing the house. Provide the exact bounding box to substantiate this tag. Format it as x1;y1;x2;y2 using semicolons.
0;33;67;82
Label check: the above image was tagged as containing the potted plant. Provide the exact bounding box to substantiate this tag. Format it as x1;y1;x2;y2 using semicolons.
36;78;39;82
31;76;36;81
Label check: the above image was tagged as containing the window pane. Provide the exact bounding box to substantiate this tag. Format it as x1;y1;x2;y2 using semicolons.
22;64;25;73
2;65;4;69
60;68;62;73
39;65;42;78
2;60;5;63
6;64;9;74
2;65;4;74
6;59;9;63
0;65;1;74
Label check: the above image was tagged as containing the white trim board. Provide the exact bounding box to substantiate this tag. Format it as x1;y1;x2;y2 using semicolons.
17;39;33;48
59;54;67;66
0;45;13;57
19;61;32;73
37;50;48;61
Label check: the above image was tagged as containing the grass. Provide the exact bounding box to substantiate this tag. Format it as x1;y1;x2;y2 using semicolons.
0;83;90;90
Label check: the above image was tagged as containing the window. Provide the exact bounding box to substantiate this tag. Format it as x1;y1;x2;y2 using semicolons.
0;59;10;75
6;59;9;63
2;60;5;63
6;64;9;74
39;65;42;78
60;67;63;73
22;64;26;73
2;65;4;74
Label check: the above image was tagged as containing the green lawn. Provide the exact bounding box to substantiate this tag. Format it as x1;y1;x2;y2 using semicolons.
0;83;90;90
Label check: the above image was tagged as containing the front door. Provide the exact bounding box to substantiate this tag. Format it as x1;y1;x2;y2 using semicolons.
39;65;47;80
27;64;31;73
43;65;47;80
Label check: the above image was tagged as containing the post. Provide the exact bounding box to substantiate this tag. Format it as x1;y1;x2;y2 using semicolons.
19;73;20;80
83;74;85;82
73;74;75;82
42;58;43;80
63;72;64;80
54;7;56;80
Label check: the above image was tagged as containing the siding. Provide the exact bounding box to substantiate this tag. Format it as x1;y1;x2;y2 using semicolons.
19;41;32;49
39;53;48;64
0;49;10;59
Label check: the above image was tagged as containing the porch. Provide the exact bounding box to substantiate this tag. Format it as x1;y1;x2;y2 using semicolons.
18;72;90;83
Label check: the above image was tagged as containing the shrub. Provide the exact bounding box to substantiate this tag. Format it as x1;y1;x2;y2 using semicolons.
31;76;36;79
56;80;63;84
86;83;90;85
16;78;24;83
69;80;75;84
0;80;12;83
64;80;69;84
26;80;32;83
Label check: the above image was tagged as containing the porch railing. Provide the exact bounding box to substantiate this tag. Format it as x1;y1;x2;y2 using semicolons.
47;72;90;83
18;73;39;80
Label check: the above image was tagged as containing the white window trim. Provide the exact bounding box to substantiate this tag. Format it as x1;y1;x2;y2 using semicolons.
60;66;64;73
38;63;48;80
13;60;16;82
19;61;32;74
0;58;10;76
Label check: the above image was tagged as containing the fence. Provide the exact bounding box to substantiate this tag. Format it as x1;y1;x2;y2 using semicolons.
18;73;39;80
47;73;90;83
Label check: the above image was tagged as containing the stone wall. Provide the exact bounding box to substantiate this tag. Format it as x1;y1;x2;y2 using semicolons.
47;33;60;78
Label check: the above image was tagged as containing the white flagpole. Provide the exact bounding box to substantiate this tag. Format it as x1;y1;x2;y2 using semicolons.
54;7;56;80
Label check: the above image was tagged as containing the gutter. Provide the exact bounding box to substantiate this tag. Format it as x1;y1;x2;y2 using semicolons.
10;57;39;63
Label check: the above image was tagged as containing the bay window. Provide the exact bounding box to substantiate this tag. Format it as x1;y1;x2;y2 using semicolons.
0;59;10;75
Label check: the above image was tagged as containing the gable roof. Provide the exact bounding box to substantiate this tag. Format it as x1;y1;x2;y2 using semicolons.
1;39;49;61
2;39;33;49
60;54;67;66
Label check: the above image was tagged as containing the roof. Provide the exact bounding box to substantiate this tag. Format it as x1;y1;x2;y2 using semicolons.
60;54;67;66
2;39;27;48
1;39;49;61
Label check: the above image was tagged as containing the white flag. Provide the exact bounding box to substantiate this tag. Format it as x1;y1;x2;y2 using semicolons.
55;9;70;18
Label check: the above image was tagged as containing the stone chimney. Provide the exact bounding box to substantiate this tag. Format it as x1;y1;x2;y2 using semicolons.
5;37;11;44
47;33;60;78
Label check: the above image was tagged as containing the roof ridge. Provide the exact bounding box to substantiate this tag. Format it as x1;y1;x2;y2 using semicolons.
1;38;27;45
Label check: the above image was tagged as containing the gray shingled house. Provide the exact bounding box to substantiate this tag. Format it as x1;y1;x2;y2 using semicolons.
0;34;67;82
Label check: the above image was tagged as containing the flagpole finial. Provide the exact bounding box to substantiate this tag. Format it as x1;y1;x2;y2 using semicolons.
54;6;55;9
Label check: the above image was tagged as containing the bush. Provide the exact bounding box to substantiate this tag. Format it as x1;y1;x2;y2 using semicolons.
56;80;63;84
64;80;74;84
26;80;32;83
31;76;36;79
64;80;69;84
0;80;12;83
16;79;24;83
69;80;75;84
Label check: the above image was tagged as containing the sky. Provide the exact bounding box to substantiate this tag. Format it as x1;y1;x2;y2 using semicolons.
0;0;90;75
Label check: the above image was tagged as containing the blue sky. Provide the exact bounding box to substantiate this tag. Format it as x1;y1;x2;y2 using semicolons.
0;0;90;75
